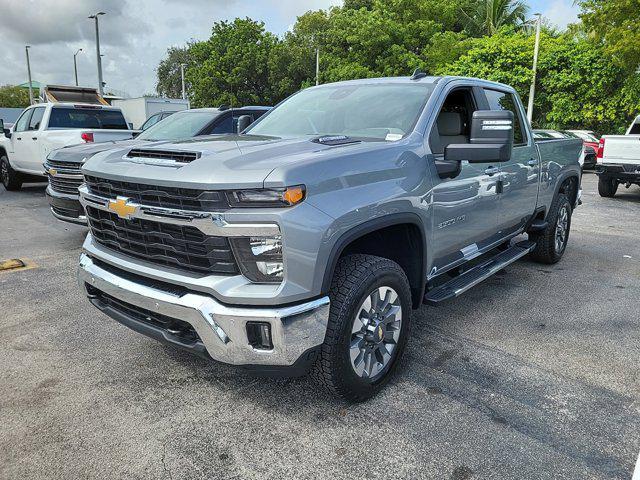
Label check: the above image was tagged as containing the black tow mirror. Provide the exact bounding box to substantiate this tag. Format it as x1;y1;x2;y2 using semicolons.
0;119;10;139
237;115;253;133
444;110;514;164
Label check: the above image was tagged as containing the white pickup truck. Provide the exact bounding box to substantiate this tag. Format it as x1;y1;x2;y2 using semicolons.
0;102;135;191
596;116;640;197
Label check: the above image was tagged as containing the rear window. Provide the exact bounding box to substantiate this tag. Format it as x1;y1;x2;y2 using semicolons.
629;122;640;134
47;107;128;130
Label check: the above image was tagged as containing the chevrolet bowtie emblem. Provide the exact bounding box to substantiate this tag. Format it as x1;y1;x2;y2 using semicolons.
108;197;138;219
48;168;57;176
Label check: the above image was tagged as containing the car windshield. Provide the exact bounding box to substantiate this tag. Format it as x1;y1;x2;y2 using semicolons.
247;83;435;140
137;110;215;141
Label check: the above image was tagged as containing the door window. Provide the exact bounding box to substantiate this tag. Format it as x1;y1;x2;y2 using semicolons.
483;89;527;145
28;107;45;131
14;109;33;132
429;88;478;155
209;113;234;134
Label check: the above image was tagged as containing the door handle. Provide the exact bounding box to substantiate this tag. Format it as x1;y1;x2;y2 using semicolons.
31;137;38;141
16;137;22;140
484;166;500;176
527;158;539;166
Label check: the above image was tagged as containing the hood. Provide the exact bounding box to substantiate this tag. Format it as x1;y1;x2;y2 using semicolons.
82;134;390;190
48;138;161;164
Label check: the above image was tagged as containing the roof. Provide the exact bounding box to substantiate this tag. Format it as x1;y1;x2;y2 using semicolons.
310;75;515;92
17;80;44;89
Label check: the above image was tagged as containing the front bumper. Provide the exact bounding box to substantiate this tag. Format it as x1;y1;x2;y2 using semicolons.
78;253;330;369
46;186;87;225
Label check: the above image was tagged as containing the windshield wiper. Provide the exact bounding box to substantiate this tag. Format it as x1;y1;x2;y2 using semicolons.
311;135;361;146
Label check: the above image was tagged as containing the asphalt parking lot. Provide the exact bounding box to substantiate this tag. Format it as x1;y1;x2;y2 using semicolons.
1;172;639;480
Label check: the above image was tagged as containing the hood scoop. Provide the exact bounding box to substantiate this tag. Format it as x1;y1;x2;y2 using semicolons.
311;135;361;146
125;148;201;166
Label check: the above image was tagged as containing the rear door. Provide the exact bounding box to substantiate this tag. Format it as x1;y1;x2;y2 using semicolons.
482;88;539;235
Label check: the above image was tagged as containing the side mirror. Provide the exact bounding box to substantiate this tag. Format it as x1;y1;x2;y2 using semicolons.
444;110;514;164
237;115;253;133
0;119;10;139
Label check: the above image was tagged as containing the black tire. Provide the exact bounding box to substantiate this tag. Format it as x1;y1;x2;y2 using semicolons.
598;176;618;197
529;193;572;264
311;254;412;402
0;155;22;191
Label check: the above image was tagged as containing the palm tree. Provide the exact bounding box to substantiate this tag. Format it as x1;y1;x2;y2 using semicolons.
461;0;530;36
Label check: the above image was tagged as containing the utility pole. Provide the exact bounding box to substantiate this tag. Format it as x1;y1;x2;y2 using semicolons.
25;46;34;105
89;12;106;96
315;47;320;86
73;48;83;86
527;13;542;124
180;63;186;99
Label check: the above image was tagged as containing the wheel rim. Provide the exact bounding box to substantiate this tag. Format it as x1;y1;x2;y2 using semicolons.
1;161;8;186
555;205;569;253
349;286;402;380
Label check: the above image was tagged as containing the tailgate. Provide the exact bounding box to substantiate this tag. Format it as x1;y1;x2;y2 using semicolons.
91;130;135;143
602;136;640;165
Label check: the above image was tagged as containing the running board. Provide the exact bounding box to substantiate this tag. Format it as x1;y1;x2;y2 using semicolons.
424;240;536;305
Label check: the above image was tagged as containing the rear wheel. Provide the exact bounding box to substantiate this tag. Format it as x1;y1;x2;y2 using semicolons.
0;155;22;191
598;176;618;197
529;193;572;264
311;254;412;402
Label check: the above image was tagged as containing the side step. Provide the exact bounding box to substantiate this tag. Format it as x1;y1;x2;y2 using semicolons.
424;240;536;305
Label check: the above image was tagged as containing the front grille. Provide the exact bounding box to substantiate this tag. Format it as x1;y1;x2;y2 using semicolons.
47;158;82;172
126;148;200;164
84;175;228;211
90;286;201;345
85;206;238;275
49;175;83;194
51;205;80;219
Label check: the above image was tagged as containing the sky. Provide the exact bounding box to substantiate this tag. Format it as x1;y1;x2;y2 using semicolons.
0;0;579;98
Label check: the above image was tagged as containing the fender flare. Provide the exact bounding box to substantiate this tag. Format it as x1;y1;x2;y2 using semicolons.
551;170;581;212
320;212;428;308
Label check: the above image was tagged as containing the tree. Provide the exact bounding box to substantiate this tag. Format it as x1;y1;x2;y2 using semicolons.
440;29;640;133
579;0;640;72
461;0;529;36
156;46;190;98
0;85;30;108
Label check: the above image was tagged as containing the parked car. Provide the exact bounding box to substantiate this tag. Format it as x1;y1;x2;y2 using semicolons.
595;116;640;197
44;106;270;224
112;97;190;129
0;103;134;191
566;130;600;169
140;111;176;131
77;75;582;401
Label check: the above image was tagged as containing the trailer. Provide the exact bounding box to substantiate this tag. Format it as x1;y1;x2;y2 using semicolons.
111;97;190;129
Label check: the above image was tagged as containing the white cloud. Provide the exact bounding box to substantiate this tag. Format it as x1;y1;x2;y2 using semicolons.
542;0;579;29
0;0;341;97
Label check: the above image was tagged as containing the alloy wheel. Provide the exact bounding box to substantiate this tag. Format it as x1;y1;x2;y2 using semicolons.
349;286;402;380
555;205;569;253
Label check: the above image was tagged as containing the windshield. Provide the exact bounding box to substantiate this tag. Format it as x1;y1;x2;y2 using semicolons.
137;110;216;141
247;83;435;140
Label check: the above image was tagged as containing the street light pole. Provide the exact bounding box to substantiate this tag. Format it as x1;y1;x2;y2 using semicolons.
73;48;83;86
180;63;186;99
89;12;106;96
527;13;542;124
315;47;320;86
25;46;34;105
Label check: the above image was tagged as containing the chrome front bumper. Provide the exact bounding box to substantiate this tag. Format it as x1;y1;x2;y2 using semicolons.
78;253;330;367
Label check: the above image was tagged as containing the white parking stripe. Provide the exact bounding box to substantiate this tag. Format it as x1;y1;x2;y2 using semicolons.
633;450;640;480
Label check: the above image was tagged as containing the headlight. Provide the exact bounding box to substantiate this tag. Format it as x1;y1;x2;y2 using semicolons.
230;236;283;283
227;185;305;207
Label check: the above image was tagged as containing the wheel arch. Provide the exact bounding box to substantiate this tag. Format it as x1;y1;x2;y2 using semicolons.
321;213;427;309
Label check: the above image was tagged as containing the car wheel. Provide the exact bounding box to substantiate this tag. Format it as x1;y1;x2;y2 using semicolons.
311;254;412;402
529;193;572;264
1;155;23;191
597;176;618;197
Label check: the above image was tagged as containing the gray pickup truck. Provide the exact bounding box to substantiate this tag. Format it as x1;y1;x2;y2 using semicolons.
77;75;582;401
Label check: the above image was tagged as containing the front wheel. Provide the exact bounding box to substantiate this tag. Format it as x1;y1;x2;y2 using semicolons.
529;193;572;264
311;254;412;402
598;176;618;197
1;155;22;191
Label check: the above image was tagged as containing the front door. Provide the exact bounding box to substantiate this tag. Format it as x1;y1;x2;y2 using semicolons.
482;88;539;235
22;106;46;173
10;108;34;171
427;85;501;275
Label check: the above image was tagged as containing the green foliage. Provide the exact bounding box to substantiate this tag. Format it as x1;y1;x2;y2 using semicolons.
441;29;639;132
461;0;529;36
579;0;640;72
156;46;190;98
0;85;30;108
